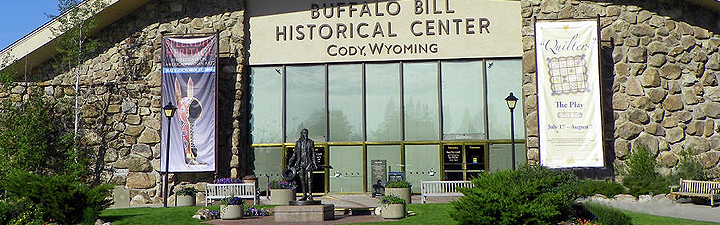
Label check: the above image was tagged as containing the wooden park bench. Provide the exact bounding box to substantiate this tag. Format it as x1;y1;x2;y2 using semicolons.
669;179;720;207
206;183;259;206
421;180;473;204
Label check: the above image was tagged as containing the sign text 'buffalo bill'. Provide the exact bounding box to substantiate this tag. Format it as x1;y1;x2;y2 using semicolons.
535;20;604;168
161;36;217;172
248;0;521;65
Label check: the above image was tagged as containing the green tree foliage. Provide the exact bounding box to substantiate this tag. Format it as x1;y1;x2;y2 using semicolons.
668;150;707;182
0;93;79;176
48;0;106;139
49;0;104;74
0;93;109;224
450;165;579;225
620;145;671;196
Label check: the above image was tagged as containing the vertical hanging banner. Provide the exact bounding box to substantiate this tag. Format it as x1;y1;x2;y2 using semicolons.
161;36;217;172
535;20;604;168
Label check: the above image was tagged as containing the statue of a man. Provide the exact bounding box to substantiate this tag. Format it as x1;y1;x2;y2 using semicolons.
287;128;317;201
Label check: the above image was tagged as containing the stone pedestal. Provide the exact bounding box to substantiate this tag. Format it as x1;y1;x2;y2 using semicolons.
274;204;334;222
112;186;130;208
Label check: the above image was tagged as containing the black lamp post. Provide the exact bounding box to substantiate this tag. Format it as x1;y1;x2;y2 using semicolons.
505;92;518;170
163;102;177;208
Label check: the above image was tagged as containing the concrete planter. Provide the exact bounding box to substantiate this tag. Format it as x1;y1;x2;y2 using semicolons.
176;195;195;207
385;187;411;204
220;205;243;220
270;189;296;205
381;204;406;219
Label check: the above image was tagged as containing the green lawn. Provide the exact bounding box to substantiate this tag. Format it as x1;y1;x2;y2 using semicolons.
100;204;720;225
100;206;220;225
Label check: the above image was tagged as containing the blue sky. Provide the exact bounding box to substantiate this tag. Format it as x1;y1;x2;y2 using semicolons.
0;1;59;50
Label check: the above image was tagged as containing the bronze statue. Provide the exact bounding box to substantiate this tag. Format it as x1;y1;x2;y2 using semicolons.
287;128;317;201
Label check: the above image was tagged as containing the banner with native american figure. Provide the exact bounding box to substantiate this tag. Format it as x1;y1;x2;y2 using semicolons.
535;20;604;168
161;35;217;172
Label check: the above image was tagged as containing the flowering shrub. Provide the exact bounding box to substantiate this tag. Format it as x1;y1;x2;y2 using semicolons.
269;180;297;189
209;210;219;219
215;177;243;184
220;197;244;206
244;206;271;217
381;195;406;205
576;218;597;225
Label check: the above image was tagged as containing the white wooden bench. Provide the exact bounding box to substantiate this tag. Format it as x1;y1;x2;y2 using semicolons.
421;180;473;204
669;179;720;206
206;183;258;206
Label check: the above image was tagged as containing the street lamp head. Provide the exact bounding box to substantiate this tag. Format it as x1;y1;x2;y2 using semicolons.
163;102;177;118
505;92;518;110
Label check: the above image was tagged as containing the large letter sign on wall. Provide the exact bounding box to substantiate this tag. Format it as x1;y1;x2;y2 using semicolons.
247;0;521;65
161;36;217;172
535;20;604;168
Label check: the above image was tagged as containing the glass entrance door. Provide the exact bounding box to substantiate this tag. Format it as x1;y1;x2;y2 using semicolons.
285;145;327;194
443;144;487;180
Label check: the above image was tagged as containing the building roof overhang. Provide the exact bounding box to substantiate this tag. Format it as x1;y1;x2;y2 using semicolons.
0;0;150;75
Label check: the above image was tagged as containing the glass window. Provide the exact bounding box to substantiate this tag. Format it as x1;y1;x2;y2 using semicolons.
329;64;363;141
252;147;283;193
404;62;439;141
286;65;326;142
250;67;283;143
329;146;364;192
489;143;526;172
366;63;401;141
486;59;525;140
366;145;401;191
405;145;440;193
441;61;485;140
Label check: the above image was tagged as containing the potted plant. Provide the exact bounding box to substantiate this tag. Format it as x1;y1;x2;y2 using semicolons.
269;180;297;205
220;197;244;220
176;187;197;207
380;195;406;219
385;180;411;204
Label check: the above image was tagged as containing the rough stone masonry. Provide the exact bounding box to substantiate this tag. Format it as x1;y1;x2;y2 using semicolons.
522;0;720;179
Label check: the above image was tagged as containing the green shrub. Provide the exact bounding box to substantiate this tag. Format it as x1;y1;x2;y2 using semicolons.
576;180;625;197
381;195;406;205
0;171;112;225
668;150;707;182
177;187;198;197
386;180;411;188
585;203;631;225
0;93;79;177
450;165;578;225
621;145;671;196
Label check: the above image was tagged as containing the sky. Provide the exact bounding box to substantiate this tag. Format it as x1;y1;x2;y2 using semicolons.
0;1;60;50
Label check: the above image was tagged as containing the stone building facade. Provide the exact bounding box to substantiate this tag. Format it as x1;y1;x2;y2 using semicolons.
2;0;720;205
521;0;720;178
4;0;247;205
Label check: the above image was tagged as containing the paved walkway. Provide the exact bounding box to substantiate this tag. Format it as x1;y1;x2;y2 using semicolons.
589;197;720;223
203;193;460;224
199;193;720;224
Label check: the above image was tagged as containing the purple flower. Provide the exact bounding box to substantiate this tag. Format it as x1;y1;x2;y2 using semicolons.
269;180;297;189
215;177;243;184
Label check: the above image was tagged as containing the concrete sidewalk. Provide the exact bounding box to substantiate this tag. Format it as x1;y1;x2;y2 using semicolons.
204;193;460;225
589;196;720;223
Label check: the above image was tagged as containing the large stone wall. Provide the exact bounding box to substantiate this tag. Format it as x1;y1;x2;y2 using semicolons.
6;0;247;205
522;0;720;179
